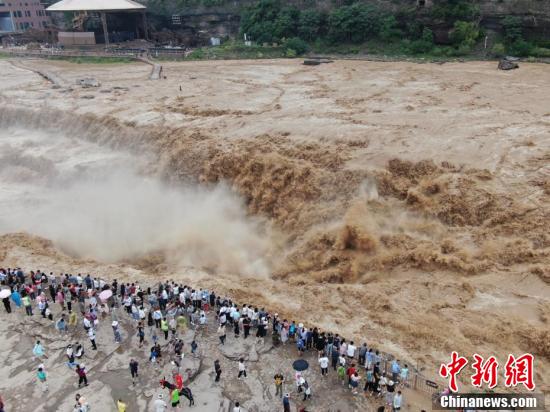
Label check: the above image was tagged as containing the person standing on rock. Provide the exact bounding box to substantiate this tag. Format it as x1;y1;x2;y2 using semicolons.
302;380;312;401
138;322;145;347
161;318;169;340
2;296;11;313
274;373;284;397
56;287;65;311
117;399;127;412
11;288;22;309
319;353;329;376
233;314;240;338
170;387;180;410
22;293;32;316
33;340;45;359
88;327;97;350
112;321;122;343
153;307;162;328
217;324;226;345
283;393;291;412
214;359;222;382
176;312;187;331
154;394;167;412
331;346;339;371
242;315;251;339
74;393;90;412
393;390;403;412
68;309;77;330
129;359;139;383
237;358;247;379
37;366;48;392
76;364;88;387
56;314;68;334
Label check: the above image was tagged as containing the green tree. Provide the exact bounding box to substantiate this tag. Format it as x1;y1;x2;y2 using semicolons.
502;16;523;43
328;3;383;43
298;9;322;41
409;27;434;54
379;15;402;41
450;20;479;50
501;16;533;56
273;6;300;39
240;0;282;42
508;38;533;56
430;0;480;22
285;37;309;55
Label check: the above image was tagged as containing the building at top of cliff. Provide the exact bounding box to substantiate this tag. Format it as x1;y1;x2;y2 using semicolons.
0;0;50;33
47;0;147;45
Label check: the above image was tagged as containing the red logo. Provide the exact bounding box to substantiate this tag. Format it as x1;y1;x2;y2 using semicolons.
471;354;499;389
504;354;535;391
439;351;469;392
439;353;535;392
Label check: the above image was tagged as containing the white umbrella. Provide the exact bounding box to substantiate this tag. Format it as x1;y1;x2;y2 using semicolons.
0;289;12;299
99;289;113;301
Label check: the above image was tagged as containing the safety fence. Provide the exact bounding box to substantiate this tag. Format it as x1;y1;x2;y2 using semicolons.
2;47;187;59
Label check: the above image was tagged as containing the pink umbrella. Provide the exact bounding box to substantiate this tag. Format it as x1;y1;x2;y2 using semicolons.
99;289;113;301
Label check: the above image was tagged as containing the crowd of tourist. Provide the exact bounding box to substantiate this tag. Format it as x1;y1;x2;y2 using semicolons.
0;267;408;412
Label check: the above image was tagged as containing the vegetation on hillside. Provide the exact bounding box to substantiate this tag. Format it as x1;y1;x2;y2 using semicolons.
237;0;550;58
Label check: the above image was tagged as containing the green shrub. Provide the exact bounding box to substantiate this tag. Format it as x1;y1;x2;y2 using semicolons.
285;48;297;57
430;0;480;22
298;9;323;41
431;46;446;56
502;16;523;43
532;47;550;58
328;3;383;43
379;15;402;41
450;21;479;49
187;48;205;59
491;42;506;57
508;39;533;56
284;37;308;55
408;27;434;54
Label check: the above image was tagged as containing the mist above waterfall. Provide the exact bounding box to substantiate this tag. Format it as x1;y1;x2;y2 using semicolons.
0;126;272;277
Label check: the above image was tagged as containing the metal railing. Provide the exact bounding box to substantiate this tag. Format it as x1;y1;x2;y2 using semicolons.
2;46;188;59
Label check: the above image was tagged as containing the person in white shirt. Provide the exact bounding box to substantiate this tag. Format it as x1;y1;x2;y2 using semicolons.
233;401;242;412
238;358;247;379
154;393;167;412
219;312;227;327
347;341;357;359
393;390;402;411
88;328;97;350
339;354;346;367
350;372;361;395
319;354;329;376
339;341;347;357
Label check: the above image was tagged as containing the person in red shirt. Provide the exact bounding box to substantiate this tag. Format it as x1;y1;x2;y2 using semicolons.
174;373;183;390
346;364;357;388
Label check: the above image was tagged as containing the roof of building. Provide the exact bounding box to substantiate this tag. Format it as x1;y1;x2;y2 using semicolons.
47;0;146;12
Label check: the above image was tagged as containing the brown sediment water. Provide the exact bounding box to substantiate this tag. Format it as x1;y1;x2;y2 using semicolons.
0;58;549;395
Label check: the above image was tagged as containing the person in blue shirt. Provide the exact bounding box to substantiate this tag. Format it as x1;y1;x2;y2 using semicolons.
297;337;305;355
283;393;291;412
11;289;22;307
391;359;401;383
